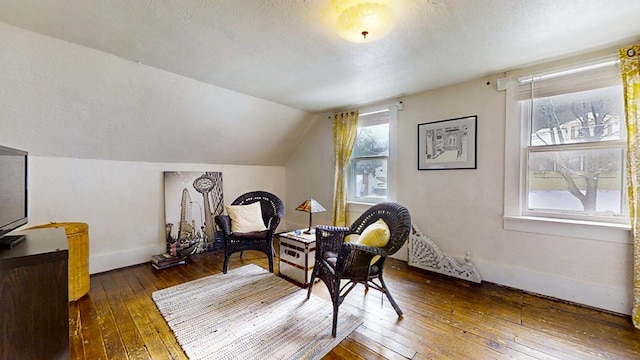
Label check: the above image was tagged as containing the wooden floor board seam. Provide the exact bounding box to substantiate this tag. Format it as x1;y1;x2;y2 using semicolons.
72;253;640;359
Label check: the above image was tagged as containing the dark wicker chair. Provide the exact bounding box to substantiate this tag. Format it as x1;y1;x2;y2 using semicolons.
214;191;284;274
307;202;411;337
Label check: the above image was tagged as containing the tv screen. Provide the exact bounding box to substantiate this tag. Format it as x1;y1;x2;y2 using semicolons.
0;145;28;240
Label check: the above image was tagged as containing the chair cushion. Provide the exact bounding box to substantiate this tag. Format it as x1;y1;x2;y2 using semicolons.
369;264;380;275
323;250;339;268
226;202;268;233
344;234;358;243
354;219;390;265
230;230;269;240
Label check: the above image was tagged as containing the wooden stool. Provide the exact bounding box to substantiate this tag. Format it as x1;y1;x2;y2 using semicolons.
26;222;90;301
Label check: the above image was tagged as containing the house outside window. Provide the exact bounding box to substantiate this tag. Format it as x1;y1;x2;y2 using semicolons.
503;54;630;241
347;109;390;204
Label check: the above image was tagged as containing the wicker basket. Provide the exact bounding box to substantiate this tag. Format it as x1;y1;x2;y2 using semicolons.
26;222;90;302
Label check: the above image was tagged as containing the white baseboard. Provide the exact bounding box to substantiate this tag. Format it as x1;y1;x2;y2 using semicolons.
475;258;631;315
89;243;165;274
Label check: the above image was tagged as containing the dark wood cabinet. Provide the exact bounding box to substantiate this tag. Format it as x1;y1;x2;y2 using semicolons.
0;227;69;360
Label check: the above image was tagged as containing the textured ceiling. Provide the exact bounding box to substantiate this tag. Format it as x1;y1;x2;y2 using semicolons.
0;0;639;113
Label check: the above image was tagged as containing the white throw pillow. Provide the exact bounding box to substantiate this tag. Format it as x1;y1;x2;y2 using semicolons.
226;202;267;233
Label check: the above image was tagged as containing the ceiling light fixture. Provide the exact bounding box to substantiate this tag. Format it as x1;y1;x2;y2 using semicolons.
335;2;396;43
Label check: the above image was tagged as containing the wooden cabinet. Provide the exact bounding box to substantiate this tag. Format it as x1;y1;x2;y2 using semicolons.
0;227;69;360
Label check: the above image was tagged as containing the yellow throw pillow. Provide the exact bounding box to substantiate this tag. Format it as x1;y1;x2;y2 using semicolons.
356;219;390;247
355;219;390;265
226;202;267;233
344;234;359;243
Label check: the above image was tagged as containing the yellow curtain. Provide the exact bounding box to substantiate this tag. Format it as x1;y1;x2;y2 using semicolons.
621;45;640;329
331;110;359;226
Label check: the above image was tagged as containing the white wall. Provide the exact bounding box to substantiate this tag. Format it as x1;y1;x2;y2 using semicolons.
0;23;298;273
27;156;285;274
399;76;632;315
285;74;633;315
1;18;633;315
0;22;316;165
284;114;334;231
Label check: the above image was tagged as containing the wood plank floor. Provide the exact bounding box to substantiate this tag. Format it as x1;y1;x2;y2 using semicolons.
69;250;640;359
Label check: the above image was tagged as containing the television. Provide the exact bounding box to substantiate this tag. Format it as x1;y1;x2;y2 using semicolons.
0;145;28;248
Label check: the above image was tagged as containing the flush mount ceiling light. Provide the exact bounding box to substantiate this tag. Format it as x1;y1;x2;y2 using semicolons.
335;2;396;43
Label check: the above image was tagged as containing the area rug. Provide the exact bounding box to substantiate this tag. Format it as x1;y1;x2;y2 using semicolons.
152;264;362;360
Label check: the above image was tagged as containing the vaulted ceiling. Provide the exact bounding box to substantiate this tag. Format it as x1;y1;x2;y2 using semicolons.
1;0;639;113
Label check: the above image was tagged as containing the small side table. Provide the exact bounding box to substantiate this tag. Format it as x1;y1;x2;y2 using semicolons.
278;230;316;287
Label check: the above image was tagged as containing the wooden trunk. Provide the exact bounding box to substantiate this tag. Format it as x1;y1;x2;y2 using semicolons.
278;231;315;287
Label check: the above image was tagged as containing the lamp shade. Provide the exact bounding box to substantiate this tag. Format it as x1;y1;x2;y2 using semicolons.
335;2;396;43
295;198;326;213
296;198;326;234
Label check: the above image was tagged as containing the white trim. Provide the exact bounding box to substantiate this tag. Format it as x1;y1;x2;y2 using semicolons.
347;201;374;214
512;53;620;82
90;243;164;274
504;215;631;243
476;257;631;315
360;108;389;116
518;59;620;83
387;105;398;202
347;103;398;204
503;52;631;238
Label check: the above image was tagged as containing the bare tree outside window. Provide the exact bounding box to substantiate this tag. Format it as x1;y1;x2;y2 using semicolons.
526;86;626;216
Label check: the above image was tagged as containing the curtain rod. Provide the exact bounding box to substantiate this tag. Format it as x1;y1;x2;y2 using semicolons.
518;59;620;83
360;108;390;116
328;108;390;119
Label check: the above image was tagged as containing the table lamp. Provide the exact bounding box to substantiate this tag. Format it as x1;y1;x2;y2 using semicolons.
295;198;326;234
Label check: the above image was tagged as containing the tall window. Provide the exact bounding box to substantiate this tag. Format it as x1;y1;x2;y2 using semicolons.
516;59;627;223
347;109;390;203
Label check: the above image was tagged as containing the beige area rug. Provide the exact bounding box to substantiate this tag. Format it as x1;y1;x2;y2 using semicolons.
152;264;362;360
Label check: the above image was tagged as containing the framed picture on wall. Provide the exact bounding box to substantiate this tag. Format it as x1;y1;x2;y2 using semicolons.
417;115;477;170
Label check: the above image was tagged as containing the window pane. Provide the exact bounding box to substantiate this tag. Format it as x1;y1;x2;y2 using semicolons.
527;148;624;216
529;86;625;146
352;123;389;158
352;158;387;201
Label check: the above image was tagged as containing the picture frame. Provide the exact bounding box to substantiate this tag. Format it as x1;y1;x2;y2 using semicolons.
164;171;224;255
417;115;477;170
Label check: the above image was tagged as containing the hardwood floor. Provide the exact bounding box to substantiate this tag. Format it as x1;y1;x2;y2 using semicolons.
70;250;640;359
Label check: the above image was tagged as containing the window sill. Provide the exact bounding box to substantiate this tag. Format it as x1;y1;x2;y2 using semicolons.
347;201;375;213
503;215;631;244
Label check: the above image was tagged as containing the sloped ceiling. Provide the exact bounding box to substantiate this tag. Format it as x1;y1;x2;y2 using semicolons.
1;0;639;114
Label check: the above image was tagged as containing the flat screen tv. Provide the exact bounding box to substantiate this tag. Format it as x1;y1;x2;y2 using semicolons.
0;145;28;247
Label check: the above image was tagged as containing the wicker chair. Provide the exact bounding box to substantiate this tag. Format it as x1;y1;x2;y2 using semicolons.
214;191;284;274
307;202;412;337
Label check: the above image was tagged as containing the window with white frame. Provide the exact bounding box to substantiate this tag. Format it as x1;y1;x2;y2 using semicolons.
347;109;390;204
507;57;628;225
